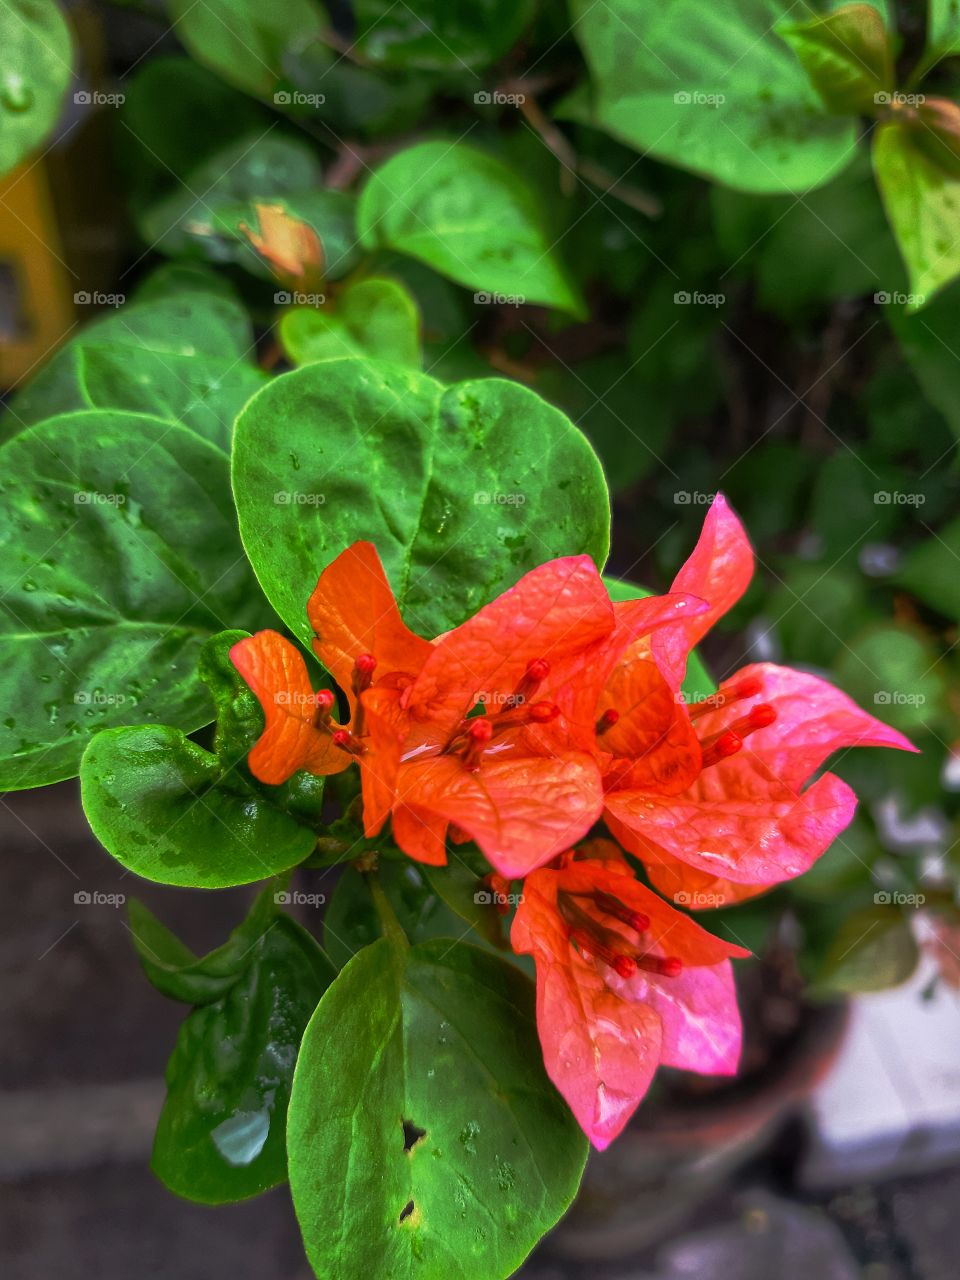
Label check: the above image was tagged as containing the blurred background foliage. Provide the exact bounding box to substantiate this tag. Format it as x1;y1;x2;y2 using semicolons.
3;0;960;998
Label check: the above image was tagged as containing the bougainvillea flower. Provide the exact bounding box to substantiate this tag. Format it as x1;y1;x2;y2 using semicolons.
230;630;350;785
511;841;748;1149
359;555;704;878
596;496;917;903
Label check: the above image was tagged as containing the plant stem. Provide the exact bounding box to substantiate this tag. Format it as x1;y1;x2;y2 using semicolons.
366;871;409;948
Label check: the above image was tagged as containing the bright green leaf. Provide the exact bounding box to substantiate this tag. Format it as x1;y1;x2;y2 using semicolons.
357;142;583;315
927;0;960;57
779;3;894;116
231;358;610;643
833;622;948;734
287;938;588;1279
280;278;422;368
0;0;72;178
566;0;858;194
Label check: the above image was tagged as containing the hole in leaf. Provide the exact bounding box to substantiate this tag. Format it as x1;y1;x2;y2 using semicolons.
399;1199;415;1224
402;1118;427;1153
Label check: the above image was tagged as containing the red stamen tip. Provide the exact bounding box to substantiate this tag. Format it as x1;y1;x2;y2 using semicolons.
314;689;335;712
749;703;777;729
613;955;637;979
528;700;560;723
331;729;351;747
628;911;651;933
468;718;494;743
332;728;365;756
658;957;683;978
716;730;742;758
354;652;377;677
735;677;763;699
596;708;620;734
526;658;550;682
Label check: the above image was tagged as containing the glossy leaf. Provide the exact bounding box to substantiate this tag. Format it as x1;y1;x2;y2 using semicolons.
287;938;588;1279
232;358;610;643
348;0;536;69
153;913;335;1202
779;4;893;116
280;278;422;368
0;0;72;178
167;0;326;98
357;142;583;315
566;0;857;194
873;120;960;309
80;723;318;887
0;411;266;789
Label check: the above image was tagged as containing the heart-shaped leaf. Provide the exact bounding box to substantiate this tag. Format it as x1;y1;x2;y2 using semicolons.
357;142;584;315
566;0;858;194
287;938;588;1279
152;907;335;1202
0;0;73;178
779;4;894;116
231;358;610;642
280;278;421;368
0;411;268;789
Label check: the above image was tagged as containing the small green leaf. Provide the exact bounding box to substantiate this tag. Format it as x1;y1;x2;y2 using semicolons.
927;0;960;58
0;411;266;789
280;278;422;368
566;0;857;194
168;0;326;98
287;938;588;1279
0;0;72;178
813;905;919;993
780;3;894;116
80;724;318;888
357;142;583;315
232;358;610;643
153;912;335;1203
347;0;536;69
873;119;960;308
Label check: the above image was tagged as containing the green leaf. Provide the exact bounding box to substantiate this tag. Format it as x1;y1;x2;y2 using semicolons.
898;517;960;622
873;119;960;309
0;411;266;790
4;292;257;441
168;0;326;99
128;886;283;1003
153;913;335;1203
779;3;893;116
833;622;948;734
280;278;422;368
287;938;588;1279
357;142;584;315
347;0;536;68
602;576;714;703
927;0;960;57
567;0;858;194
889;279;960;441
813;905;919;994
0;0;72;178
80;724;318;887
232;358;610;643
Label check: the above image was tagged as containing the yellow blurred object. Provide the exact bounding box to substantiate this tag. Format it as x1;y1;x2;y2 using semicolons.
238;202;325;292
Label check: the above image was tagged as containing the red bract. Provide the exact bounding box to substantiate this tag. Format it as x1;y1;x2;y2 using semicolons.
598;496;917;905
511;841;748;1150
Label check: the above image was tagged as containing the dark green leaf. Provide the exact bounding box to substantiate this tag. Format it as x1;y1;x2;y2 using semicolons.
348;0;536;69
232;358;610;643
153;914;335;1202
287;938;588;1279
813;904;919;993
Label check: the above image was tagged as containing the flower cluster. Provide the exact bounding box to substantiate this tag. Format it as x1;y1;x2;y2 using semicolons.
230;497;914;1149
